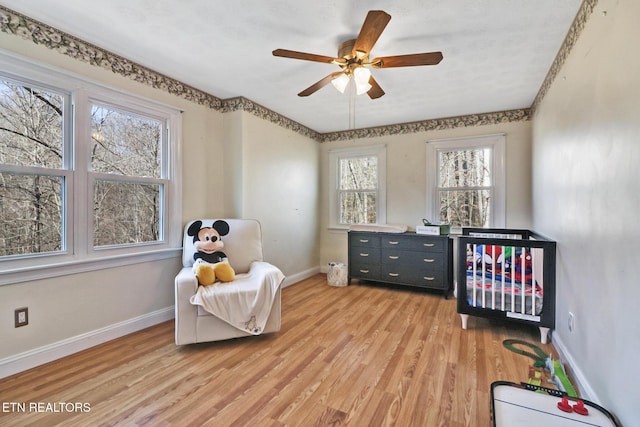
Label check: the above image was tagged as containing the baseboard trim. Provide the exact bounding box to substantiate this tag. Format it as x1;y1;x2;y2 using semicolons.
282;266;321;288
0;306;174;380
552;333;600;403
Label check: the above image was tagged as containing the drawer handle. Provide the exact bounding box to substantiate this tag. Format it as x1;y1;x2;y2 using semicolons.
359;269;370;273
423;258;435;263
359;253;369;257
388;255;399;260
423;243;435;247
388;241;399;245
359;239;369;243
423;276;435;281
388;273;399;277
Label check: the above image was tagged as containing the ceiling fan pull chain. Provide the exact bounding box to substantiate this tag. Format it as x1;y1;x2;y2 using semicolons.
349;82;356;132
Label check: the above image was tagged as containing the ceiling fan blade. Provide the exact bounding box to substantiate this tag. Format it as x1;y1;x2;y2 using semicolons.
353;10;391;56
367;75;385;99
273;48;341;65
298;72;344;97
371;52;443;68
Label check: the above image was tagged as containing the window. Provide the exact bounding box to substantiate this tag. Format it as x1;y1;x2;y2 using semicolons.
426;134;505;229
0;80;68;256
0;53;182;282
329;145;386;228
90;103;166;247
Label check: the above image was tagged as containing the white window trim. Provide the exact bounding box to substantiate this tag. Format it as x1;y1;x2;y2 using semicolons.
0;50;182;285
329;144;387;230
426;133;505;231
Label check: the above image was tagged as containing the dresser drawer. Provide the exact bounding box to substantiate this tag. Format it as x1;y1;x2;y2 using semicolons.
349;246;380;265
412;271;447;289
381;249;444;271
380;235;444;252
350;263;381;279
349;233;381;249
381;265;446;288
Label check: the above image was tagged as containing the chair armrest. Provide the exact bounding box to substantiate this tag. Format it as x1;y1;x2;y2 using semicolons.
174;267;198;345
176;267;198;294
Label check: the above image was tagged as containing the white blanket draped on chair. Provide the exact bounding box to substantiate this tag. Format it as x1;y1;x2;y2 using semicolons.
190;261;285;335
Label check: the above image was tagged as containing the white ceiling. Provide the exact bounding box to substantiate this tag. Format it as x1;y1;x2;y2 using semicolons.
1;0;582;133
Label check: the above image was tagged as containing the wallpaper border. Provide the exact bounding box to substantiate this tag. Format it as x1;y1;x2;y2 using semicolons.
0;2;594;142
0;6;224;110
318;109;530;142
530;0;598;114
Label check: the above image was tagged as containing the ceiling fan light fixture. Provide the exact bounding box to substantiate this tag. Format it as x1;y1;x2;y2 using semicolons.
354;67;372;95
355;81;372;95
331;73;350;93
354;67;371;85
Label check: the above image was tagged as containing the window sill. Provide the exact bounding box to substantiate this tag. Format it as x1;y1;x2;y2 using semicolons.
0;247;182;286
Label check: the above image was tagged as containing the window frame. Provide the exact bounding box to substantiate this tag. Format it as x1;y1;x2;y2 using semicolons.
329;144;386;229
0;51;182;285
84;92;174;254
426;134;505;231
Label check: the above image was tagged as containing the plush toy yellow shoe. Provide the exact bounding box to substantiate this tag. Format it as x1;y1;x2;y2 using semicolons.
193;259;235;286
213;261;235;283
193;260;216;286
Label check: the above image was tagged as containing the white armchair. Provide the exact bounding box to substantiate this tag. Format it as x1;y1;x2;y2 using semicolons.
175;219;283;345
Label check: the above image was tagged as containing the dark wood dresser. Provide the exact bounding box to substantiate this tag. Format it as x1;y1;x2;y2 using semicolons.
348;230;453;297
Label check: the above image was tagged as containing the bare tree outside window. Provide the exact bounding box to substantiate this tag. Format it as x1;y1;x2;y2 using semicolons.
93;181;160;246
339;156;378;224
0;80;64;256
437;148;492;227
90;106;161;177
90;104;164;247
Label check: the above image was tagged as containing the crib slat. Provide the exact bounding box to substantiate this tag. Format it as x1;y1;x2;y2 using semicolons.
481;244;486;308
531;249;536;316
510;247;516;312
491;244;496;310
472;244;477;308
520;247;526;314
501;245;506;311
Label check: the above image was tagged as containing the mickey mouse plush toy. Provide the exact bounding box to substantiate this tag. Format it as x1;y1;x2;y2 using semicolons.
188;220;236;286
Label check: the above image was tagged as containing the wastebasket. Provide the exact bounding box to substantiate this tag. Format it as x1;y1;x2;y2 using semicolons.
327;262;348;287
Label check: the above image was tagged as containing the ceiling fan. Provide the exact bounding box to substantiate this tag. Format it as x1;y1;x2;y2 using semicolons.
272;10;443;99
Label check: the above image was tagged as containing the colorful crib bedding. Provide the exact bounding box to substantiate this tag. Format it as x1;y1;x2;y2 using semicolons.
465;244;544;316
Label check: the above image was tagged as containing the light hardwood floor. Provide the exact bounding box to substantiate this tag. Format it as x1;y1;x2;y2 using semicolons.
0;274;559;426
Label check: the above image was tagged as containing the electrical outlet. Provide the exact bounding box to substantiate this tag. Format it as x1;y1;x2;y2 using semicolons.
15;307;28;328
568;312;575;333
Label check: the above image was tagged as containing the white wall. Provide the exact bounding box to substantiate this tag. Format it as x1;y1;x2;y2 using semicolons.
0;258;181;359
231;112;320;282
319;121;533;269
223;110;245;217
532;0;639;424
